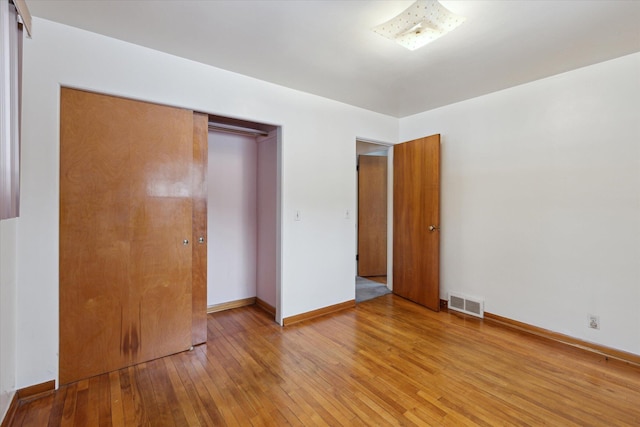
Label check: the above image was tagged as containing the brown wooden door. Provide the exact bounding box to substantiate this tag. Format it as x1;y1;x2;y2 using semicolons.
60;88;196;384
191;112;208;345
393;134;440;311
358;155;387;277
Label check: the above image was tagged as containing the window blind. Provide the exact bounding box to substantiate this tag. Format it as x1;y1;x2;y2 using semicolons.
0;0;27;220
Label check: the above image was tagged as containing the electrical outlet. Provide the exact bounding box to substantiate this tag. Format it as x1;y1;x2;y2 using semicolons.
588;314;600;330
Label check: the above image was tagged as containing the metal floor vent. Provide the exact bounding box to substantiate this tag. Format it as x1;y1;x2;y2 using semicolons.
448;291;484;318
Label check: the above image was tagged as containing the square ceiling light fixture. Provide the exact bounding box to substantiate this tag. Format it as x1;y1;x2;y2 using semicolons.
373;0;466;51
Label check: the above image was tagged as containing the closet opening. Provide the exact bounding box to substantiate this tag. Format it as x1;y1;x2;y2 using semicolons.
206;114;281;323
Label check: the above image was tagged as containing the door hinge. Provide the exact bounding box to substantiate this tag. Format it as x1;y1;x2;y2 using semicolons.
356;254;359;261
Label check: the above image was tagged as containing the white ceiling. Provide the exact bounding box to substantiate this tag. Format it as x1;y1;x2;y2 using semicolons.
26;0;640;117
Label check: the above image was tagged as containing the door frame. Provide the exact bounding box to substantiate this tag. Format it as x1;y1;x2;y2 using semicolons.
58;85;284;344
206;118;283;325
355;138;394;290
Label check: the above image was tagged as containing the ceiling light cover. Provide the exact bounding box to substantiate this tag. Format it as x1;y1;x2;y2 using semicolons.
373;0;465;51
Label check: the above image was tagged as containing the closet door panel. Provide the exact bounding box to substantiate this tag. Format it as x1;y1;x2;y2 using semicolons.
191;112;208;345
60;88;193;384
131;204;192;362
129;105;194;362
60;88;133;384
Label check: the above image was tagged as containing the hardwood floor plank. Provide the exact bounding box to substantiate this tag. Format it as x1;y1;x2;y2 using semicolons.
285;390;331;427
133;362;162;425
163;357;202;427
71;381;89;427
270;405;305;426
192;345;245;426
58;382;77;427
8;295;640;426
226;331;354;424
97;374;112;427
118;366;145;425
46;385;67;427
352;391;402;426
171;352;223;426
146;358;188;426
7;403;26;427
107;371;124;427
16;395;54;427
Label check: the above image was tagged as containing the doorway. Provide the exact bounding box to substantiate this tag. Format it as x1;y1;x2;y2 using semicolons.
207;115;281;322
355;140;391;302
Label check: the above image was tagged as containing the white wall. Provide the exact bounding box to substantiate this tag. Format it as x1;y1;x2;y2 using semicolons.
257;132;278;308
0;219;17;419
17;18;398;388
400;52;640;355
208;131;258;305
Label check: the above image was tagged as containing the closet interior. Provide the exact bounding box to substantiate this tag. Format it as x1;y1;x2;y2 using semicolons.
206;115;279;319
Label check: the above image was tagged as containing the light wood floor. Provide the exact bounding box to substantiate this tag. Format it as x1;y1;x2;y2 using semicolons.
10;294;640;426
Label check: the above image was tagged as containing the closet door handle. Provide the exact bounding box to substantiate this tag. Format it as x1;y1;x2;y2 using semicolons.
198;237;205;244
183;239;189;245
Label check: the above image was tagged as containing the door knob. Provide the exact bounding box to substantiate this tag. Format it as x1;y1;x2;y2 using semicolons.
428;225;440;232
183;239;189;245
198;236;205;244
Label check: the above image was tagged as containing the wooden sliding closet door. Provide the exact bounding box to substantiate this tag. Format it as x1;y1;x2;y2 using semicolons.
191;112;208;345
60;88;198;384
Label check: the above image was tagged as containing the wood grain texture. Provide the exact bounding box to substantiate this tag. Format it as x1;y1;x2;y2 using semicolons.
16;381;55;402
9;295;640;426
282;300;355;326
485;312;640;366
127;92;193;367
191;112;208;345
357;155;387;277
60;88;135;384
207;297;257;314
393;134;441;311
60;88;193;384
